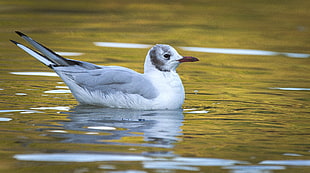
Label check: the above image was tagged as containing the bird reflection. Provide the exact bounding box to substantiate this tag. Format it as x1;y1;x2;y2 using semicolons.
54;105;184;148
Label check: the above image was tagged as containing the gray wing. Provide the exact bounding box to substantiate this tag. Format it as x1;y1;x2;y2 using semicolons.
61;67;159;99
11;31;101;70
11;31;158;99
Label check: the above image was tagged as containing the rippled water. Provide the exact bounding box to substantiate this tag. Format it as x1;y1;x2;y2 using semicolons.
94;41;310;58
1;0;310;172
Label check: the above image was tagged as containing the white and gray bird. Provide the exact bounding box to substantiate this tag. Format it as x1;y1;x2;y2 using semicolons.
11;31;199;110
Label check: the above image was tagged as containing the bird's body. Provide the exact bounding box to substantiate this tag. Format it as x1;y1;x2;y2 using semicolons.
55;65;184;109
11;31;198;110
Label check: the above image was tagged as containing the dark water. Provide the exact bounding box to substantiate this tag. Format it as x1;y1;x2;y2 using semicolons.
1;0;310;172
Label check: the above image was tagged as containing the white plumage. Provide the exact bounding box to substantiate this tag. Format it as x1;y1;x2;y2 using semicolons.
11;31;198;110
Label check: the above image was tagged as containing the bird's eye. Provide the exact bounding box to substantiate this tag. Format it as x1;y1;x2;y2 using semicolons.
163;54;171;60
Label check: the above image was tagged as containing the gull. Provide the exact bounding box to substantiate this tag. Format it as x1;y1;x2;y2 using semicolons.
11;31;199;110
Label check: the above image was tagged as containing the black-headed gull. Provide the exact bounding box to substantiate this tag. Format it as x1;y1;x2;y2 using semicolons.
11;31;199;110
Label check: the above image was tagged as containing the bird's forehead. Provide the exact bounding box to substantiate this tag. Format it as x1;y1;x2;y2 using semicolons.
154;44;173;53
160;45;171;52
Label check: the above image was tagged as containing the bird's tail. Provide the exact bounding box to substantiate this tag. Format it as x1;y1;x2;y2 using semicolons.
10;31;76;68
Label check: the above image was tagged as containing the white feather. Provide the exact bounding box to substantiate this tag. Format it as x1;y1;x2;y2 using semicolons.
16;43;55;66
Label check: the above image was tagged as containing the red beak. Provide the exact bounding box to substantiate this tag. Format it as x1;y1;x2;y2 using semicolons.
178;56;199;63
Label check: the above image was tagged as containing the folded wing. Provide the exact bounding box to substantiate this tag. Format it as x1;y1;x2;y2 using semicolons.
62;67;158;99
11;31;158;100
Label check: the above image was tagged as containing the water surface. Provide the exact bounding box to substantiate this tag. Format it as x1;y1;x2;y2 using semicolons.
0;0;309;172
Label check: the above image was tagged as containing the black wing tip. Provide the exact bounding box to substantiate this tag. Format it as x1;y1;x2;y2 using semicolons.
10;39;20;45
15;31;27;37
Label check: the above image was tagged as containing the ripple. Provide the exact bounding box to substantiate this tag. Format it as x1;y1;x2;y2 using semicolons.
269;87;310;91
185;110;209;114
87;126;117;130
13;153;248;170
283;153;303;157
94;42;310;58
10;72;58;77
44;89;71;94
143;161;199;171
180;47;277;56
48;130;68;133
144;157;248;171
0;109;43;114
0;117;12;121
55;86;69;89
55;52;84;56
15;93;27;96
98;165;116;169
14;153;153;162
180;46;310;58
85;132;99;135
223;165;286;171
31;106;70;111
260;160;310;166
94;42;151;48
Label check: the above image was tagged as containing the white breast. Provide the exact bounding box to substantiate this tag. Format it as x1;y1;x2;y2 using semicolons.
145;72;185;110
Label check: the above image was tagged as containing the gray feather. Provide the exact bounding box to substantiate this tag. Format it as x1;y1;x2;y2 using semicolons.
58;66;158;99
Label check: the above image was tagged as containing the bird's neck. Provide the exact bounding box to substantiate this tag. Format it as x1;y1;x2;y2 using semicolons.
144;68;182;90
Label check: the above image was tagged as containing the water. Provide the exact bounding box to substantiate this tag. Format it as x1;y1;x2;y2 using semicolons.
1;0;310;172
94;42;310;58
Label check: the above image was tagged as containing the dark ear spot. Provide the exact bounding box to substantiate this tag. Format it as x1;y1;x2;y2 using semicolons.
149;48;158;64
150;48;169;72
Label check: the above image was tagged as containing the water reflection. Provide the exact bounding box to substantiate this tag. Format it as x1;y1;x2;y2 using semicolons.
93;42;310;58
44;89;71;93
223;165;286;173
0;117;12;121
31;106;71;111
180;46;310;58
10;71;58;77
10;106;310;172
52;106;184;148
55;52;84;56
0;109;43;114
94;42;151;48
269;87;310;91
260;160;310;166
14;153;248;171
